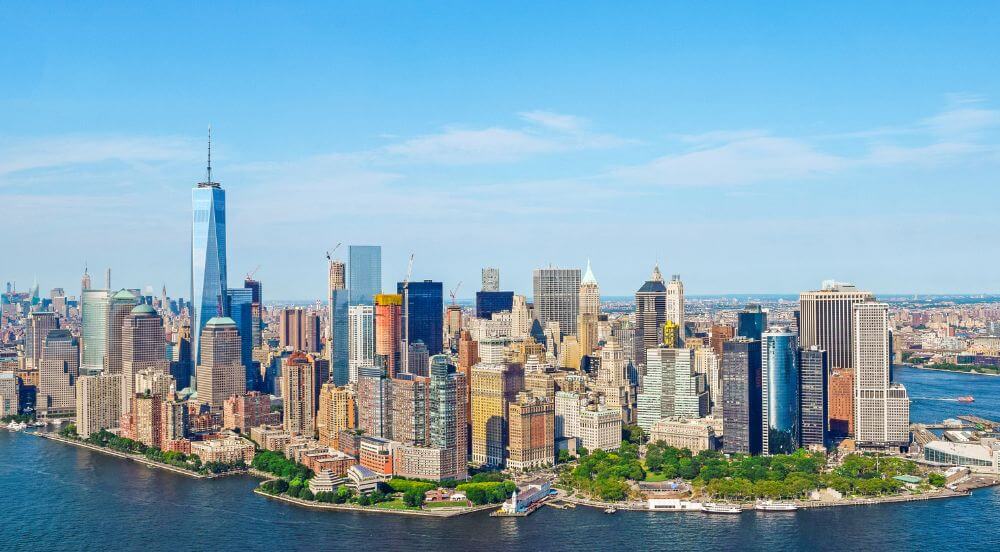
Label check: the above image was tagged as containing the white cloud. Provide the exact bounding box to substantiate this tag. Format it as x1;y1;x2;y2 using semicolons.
518;110;587;132
0;135;196;178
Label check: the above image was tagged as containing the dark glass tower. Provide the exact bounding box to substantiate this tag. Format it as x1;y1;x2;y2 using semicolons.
737;304;767;341
348;245;381;307
799;346;828;448
225;288;255;390
475;291;514;319
762;329;800;455
722;338;762;455
398;280;444;356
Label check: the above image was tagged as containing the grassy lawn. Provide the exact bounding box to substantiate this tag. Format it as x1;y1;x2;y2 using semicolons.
424;500;468;509
372;498;418;510
643;471;671;482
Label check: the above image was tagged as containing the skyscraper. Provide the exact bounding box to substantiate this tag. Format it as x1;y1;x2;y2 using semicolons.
225;288;256;390
348;304;375;384
105;289;138;375
329;288;350;385
348;245;381;306
481;267;500;292
316;383;356;447
506;392;555;470
634;265;666;367
799;281;875;371
475;291;514;320
398;280;444;356
121;304;170;416
666;274;685;339
428;355;468;481
76;373;123;438
737;304;768;341
533;267;581;338
799;346;828;448
762;328;800;455
80;289;110;376
191;141;228;368
357;359;392;439
391;373;431;445
196;317;245;410
26;311;58;370
281;352;317;436
374;294;403;376
244;277;263;348
471;362;524;467
38;329;79;418
636;347;707;430
279;308;306;351
853;301;910;450
578;260;600;317
722;338;762;455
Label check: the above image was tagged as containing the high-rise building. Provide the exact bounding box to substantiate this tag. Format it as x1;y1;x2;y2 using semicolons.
444;304;462;350
357;359;392;439
722;338;762;455
76;373;123;438
475;291;514;320
533;267;581;338
374;294;403;376
506;392;554;470
799;281;875;371
244;277;263;348
348;245;381;306
637;347;707;430
37;329;79;417
0;373;18;417
191;150;228;367
666;274;685;339
737;304;767;341
481;267;500;292
316;383;356;447
799;346;828;448
398;280;444;356
105;289;139;375
329;288;350;385
281;352;317;436
196;317;245;410
26;311;58;370
406;341;430;376
225;288;256;390
471;362;524;467
635;265;667;367
348;304;375;384
428;355;468;480
279;308;306;351
121;304;170;416
829;368;854;437
578;260;600;316
761;328;800;455
80;289;110;376
223;391;273;433
510;295;531;340
709;324;734;357
391;373;431;445
853;301;910;450
694;348;722;415
328;259;346;299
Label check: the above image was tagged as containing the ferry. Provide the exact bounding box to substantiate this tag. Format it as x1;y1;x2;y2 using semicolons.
754;500;798;512
604;507;617;514
702;503;742;514
956;396;975;403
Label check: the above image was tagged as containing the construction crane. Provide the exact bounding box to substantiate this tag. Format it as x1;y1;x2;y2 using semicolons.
449;281;462;305
325;242;343;261
246;265;261;280
401;253;415;373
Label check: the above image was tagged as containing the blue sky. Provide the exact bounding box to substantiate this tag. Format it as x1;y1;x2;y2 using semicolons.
3;2;1000;299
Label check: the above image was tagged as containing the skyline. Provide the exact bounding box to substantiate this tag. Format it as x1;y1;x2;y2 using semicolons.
5;3;1000;297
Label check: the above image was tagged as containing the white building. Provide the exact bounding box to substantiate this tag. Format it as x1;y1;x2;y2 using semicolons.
76;373;123;438
348;305;375;384
853;301;910;450
554;390;584;440
0;372;19;417
579;405;621;452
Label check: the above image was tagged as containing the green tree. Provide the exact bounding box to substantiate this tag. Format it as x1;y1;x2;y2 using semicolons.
403;488;426;508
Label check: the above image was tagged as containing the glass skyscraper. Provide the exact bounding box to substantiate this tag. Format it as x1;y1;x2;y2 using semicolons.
737;304;768;341
191;181;228;368
80;289;110;376
475;291;514;319
329;288;350;385
348;245;381;306
398;280;444;356
225;288;255;390
762;328;800;455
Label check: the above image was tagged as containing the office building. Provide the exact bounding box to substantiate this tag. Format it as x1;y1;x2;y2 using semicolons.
475;291;514;320
799;346;828;448
38;329;79;417
761;328;800;455
105;289;139;375
281;352;317;436
510;295;532;340
348;304;375;384
121;304;170;416
196;317;245;410
75;373;123;438
357;360;392;439
223;391;274;433
722;338;762;455
471;363;524;467
348;245;381;306
391;373;431;445
0;373;18;417
225;288;256;390
279;308;306;351
853;301;910;450
665;274;685;339
533;267;581;338
244;277;263;348
26;311;58;370
316;383;356;447
481;267;500;292
579;405;621;452
635;265;667;367
737;304;767;341
80;289;110;376
329;288;350;385
649;417;719;453
800;281;875;371
428;355;468;480
374;294;402;376
398;280;444;356
191;164;228;367
637;347;707;431
507;392;554;470
829;368;854;437
709;324;734;357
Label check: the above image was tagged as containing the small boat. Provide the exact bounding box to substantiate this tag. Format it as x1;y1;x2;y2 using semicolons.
755;500;798;512
702;502;742;514
604;507;617;514
956;396;975;403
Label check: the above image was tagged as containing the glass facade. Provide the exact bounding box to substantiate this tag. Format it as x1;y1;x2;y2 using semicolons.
191;183;228;368
348;245;381;307
762;330;800;455
330;288;350;385
798;347;828;448
737;305;767;340
80;289;110;376
225;288;255;390
722;338;763;455
398;280;444;356
475;291;514;319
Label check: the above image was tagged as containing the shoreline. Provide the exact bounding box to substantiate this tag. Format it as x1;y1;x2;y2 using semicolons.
900;364;999;377
34;432;214;480
254;488;498;517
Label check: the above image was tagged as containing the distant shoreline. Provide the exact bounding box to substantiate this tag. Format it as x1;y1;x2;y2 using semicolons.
901;364;1000;377
254;488;497;517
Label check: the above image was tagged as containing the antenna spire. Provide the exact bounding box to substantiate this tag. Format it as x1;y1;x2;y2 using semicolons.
206;125;212;184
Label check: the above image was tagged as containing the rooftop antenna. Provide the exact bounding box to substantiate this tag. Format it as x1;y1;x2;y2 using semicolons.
206;125;213;184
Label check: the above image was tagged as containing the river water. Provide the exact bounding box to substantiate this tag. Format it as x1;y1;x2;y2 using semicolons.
1;365;997;551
